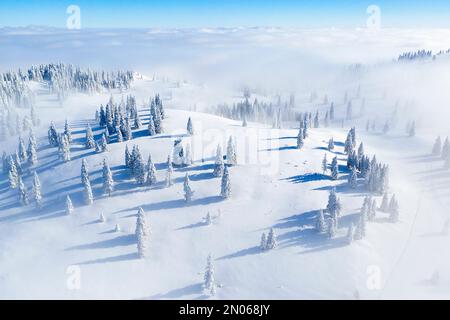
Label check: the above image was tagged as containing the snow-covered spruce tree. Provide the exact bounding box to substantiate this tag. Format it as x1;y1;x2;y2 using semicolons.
220;165;231;199
102;159;114;196
14;151;22;175
32;172;43;209
146;154;157;185
324;111;329;127
346;223;355;244
316;209;326;233
382;121;390;134
135;207;149;237
242;114;248;127
328;138;334;151
183;173;194;202
260;232;267;251
66;195;74;215
380;193;389;212
133;112;142;130
125;145;131;168
344;134;353;155
100;133;108;152
8;157;19;189
148;115;156;136
226;136;237;166
330;102;335;121
124;118;133;141
213;145;224;177
64;120;72;143
47;122;58;147
322;154;328;174
153;102;163;134
297;128;304;149
302;126;308;139
136;210;148;259
187;117;194;136
80;160;93;205
99;212;106;223
203;254;215;295
266;228;278;250
18;137;27;162
165;155;173;187
135;157;146;185
348;167;357;188
432;136;442;156
85;124;95;149
327;218;337;239
388;194;399;223
326;188;341;220
314;111;320;128
18;176;29;206
62;134;71;162
331;156;339;180
117;126;123;142
441;137;450;160
27;133;38;166
357;142;364;162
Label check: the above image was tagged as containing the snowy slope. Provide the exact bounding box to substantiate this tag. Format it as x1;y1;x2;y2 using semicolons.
1;27;450;300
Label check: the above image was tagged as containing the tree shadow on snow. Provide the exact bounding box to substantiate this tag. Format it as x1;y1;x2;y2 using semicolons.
66;234;135;251
144;283;207;300
283;173;331;184
76;252;138;265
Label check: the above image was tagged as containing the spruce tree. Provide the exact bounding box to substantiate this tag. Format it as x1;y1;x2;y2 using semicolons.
226;136;237;166
322;154;328;174
148;115;156;136
389;195;399;223
316;209;326;233
136;209;148;259
297;128;304;149
165;155;173;187
432;136;442;156
64;120;72;143
220;165;231;199
203;254;215;295
102;159;114;196
18;176;29;206
32;172;43;209
146;154;157;185
260;233;267;251
326;188;341;219
349;167;357;188
187;117;194;135
213;145;224;177
266;228;278;250
328;138;334;151
85;124;95;149
8;156;19;189
183;173;194;202
331;156;339;180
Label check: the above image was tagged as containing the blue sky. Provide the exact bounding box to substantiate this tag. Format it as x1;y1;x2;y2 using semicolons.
1;0;449;28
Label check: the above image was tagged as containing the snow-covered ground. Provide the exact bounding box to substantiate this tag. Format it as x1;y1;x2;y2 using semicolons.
1;27;450;299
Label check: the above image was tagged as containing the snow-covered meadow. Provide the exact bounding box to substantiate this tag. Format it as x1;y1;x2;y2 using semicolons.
1;27;450;299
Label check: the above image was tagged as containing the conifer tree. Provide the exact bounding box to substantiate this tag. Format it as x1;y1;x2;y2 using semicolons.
326;188;341;220
331;156;339;180
203;254;215;295
297;128;304;149
260;233;267;251
187;117;194;135
32;172;43;209
183;173;194;202
165;155;173;187
266;228;278;250
328;138;335;151
349;167;357;188
146;154;157;185
8;156;19;189
102;159;114;196
148;115;156;136
389;195;399;223
85;124;95;149
226;136;237;166
64;120;72;143
432;136;442;156
220;165;231;199
18;176;29;206
322;154;328;174
213;145;224;177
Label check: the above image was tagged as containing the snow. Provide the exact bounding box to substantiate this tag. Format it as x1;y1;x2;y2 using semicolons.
1;27;450;299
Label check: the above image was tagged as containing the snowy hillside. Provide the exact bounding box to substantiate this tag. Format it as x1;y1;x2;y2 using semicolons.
1;27;450;300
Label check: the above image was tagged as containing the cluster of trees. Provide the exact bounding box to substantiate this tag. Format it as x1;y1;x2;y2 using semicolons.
432;136;450;169
27;63;134;97
124;145;157;186
398;50;433;62
2;131;42;207
259;228;278;251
